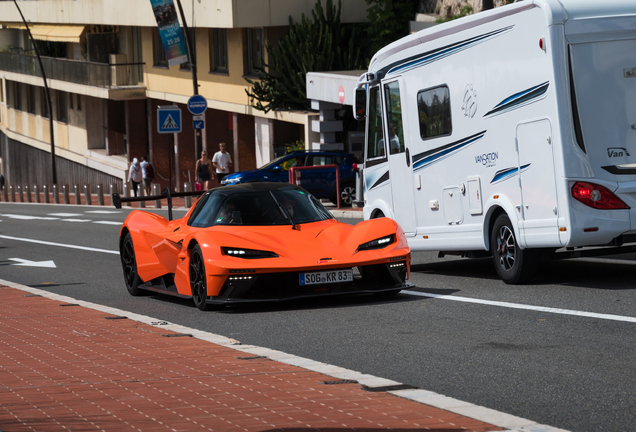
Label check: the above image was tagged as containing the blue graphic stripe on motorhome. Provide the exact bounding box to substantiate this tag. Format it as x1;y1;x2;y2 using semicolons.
385;26;514;77
412;131;486;172
484;82;549;117
491;164;530;183
368;170;390;191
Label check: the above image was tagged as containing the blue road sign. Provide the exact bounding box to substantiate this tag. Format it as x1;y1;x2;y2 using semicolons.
157;106;182;134
193;120;205;130
187;94;207;115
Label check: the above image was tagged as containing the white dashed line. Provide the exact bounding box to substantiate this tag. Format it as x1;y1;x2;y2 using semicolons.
60;219;92;222
48;213;83;217
92;221;122;225
402;290;636;324
0;235;119;255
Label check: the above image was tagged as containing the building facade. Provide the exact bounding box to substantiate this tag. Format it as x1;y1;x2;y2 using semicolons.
0;0;367;192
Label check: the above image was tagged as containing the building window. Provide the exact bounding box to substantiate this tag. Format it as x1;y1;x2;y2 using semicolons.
180;28;196;71
153;28;168;68
69;93;74;110
27;85;36;115
14;82;22;111
417;85;452;140
210;28;228;74
77;94;82;111
41;88;49;119
245;28;265;76
57;90;68;123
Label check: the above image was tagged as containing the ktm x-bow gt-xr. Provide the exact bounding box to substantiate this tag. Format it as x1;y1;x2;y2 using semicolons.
119;182;411;310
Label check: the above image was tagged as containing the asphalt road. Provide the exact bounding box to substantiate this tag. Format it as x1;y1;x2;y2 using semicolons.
2;202;636;431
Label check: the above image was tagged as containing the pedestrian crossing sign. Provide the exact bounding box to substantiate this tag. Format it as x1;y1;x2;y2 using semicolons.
157;106;182;134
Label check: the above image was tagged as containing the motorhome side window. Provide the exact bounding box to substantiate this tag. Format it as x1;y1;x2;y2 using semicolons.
417;85;452;140
366;86;386;159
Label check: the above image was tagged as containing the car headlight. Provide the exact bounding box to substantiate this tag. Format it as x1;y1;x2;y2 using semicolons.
222;247;278;258
221;177;241;185
357;234;395;251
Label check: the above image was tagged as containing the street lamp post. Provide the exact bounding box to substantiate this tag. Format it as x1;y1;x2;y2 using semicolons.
13;0;57;186
174;0;203;159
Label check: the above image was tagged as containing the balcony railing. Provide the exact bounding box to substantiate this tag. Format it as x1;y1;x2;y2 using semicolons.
0;52;145;88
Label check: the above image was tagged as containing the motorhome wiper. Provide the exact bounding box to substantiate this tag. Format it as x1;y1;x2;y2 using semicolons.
270;191;296;230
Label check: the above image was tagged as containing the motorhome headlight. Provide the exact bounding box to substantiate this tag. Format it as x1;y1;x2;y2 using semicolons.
571;182;630;210
222;247;278;258
357;235;395;251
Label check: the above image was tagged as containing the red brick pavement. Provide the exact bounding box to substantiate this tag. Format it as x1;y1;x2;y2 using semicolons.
0;285;502;432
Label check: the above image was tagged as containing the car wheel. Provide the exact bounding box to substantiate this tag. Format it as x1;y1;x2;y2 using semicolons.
121;233;144;296
491;213;538;284
331;182;355;207
189;245;214;311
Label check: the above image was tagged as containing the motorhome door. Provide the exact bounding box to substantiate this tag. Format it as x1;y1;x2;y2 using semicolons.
384;78;417;235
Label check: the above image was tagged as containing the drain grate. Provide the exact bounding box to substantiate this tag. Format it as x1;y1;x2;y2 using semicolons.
322;379;359;385
23;294;42;297
237;356;267;360
105;316;128;320
362;384;419;392
161;333;192;338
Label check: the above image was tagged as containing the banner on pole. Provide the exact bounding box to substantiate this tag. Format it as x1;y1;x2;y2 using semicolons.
149;0;188;67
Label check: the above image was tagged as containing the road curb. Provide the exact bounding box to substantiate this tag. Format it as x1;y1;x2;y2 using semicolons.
0;277;569;432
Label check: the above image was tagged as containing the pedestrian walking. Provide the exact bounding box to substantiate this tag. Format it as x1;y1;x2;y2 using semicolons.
212;142;233;183
140;155;154;196
128;158;142;197
195;150;213;190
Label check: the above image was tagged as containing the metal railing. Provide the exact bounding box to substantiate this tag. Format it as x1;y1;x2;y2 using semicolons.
0;52;145;88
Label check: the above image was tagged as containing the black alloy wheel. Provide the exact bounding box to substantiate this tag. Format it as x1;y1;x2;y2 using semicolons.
189;245;214;311
121;233;144;296
491;213;538;284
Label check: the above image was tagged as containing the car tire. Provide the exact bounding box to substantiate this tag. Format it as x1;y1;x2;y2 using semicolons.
331;182;355;207
121;233;144;296
491;213;538;284
189;244;215;311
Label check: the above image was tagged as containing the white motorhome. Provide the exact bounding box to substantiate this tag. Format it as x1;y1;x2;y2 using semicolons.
354;0;636;284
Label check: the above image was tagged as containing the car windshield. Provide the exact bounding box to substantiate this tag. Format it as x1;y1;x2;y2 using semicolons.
188;189;333;228
258;154;289;170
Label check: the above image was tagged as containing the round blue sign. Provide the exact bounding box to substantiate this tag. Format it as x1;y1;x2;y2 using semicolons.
187;94;207;115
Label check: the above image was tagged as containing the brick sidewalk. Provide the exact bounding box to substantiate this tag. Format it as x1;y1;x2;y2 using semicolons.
0;284;502;432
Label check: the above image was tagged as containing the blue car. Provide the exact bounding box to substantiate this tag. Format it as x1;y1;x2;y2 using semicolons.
220;151;360;206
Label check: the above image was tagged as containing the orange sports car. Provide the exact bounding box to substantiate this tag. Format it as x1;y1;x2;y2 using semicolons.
119;182;411;311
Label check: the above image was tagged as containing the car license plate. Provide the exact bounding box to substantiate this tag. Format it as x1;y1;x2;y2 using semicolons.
299;269;353;285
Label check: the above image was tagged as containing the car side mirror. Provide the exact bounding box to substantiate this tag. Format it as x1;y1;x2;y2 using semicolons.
354;87;367;120
271;165;282;172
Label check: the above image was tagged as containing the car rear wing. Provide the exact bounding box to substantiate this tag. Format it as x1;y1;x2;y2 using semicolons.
112;187;206;221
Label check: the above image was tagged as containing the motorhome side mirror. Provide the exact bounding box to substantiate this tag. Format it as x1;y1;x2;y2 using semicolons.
354;87;367;121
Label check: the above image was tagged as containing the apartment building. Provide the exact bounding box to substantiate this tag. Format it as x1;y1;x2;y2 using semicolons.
0;0;367;192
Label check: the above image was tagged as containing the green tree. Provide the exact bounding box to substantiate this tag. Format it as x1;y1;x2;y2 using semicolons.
364;0;419;60
245;0;364;113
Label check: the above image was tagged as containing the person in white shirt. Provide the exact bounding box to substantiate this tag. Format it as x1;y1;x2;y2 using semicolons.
212;142;233;183
128;158;142;197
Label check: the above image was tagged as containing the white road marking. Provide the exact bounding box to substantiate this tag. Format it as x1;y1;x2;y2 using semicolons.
0;277;569;432
8;258;56;268
0;235;119;255
85;210;121;214
403;290;636;323
92;221;122;225
60;219;92;222
48;213;82;217
0;214;58;220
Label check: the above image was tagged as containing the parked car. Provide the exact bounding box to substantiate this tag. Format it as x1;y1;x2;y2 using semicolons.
220;150;361;206
119;182;411;310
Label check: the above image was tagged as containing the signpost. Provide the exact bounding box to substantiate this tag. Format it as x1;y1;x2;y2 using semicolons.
188;95;207;131
157;106;182;193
